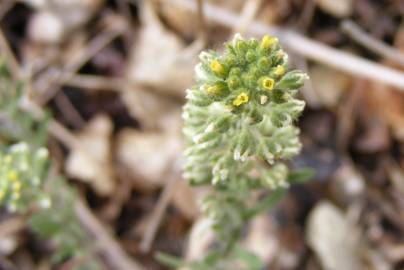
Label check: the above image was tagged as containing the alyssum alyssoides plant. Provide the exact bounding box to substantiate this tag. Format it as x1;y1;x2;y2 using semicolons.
182;34;309;269
0;60;100;269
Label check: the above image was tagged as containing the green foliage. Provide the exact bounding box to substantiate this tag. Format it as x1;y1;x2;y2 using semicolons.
0;142;50;212
180;34;310;269
0;62;48;146
0;59;99;269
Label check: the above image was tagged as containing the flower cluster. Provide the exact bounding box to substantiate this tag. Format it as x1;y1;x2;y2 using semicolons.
183;34;307;188
0;142;50;212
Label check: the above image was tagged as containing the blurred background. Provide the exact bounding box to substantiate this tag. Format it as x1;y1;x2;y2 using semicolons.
0;0;404;269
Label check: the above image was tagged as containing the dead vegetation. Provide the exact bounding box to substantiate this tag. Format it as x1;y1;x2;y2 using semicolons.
0;0;404;269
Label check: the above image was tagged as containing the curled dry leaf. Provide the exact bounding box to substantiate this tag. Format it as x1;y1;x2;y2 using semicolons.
115;129;182;191
364;82;404;142
65;114;115;196
307;201;364;270
121;86;182;132
309;64;350;109
126;1;200;98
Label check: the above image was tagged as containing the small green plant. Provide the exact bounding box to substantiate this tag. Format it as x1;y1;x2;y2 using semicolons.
0;60;100;269
175;34;309;269
0;142;50;212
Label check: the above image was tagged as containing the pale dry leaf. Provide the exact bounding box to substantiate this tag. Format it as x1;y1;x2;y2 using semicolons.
310;64;350;109
126;1;199;97
65;114;115;196
121;86;182;132
315;0;353;18
331;164;365;205
365;82;404;141
242;214;279;265
184;217;216;262
115;129;182;191
0;236;17;256
158;0;244;38
171;179;200;220
28;11;65;44
307;201;364;270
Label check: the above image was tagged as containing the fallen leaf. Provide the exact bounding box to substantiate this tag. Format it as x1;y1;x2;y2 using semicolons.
309;64;350;109
121;86;182;132
331;163;365;205
126;1;200;98
115;129;182;191
306;201;363;270
65;114;115;196
365;82;404;142
242;214;279;265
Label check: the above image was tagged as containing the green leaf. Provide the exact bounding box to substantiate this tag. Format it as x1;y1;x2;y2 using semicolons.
234;246;264;270
288;168;315;184
244;188;286;219
155;252;186;268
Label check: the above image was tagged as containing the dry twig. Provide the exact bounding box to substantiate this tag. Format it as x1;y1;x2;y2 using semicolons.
170;0;404;91
75;198;145;270
196;0;208;46
140;164;180;252
233;0;263;35
0;27;22;80
341;20;404;69
35;15;127;105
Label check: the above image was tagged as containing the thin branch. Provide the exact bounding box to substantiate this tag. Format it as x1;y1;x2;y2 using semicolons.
233;0;263;36
0;27;22;80
75;198;146;270
296;0;315;33
0;0;15;21
66;74;125;91
196;0;208;46
341;20;404;68
55;92;86;129
170;0;404;91
140;166;180;252
36;16;127;105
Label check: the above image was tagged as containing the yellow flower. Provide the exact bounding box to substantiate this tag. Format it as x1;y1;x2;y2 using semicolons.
262;77;275;91
274;65;285;76
210;60;225;76
206;84;224;95
0;190;4;200
7;171;18;182
260;35;278;50
233;92;249;106
12;181;21;192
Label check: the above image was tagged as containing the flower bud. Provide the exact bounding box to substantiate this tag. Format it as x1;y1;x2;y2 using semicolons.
210;59;227;77
260;35;278;50
245;50;256;63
